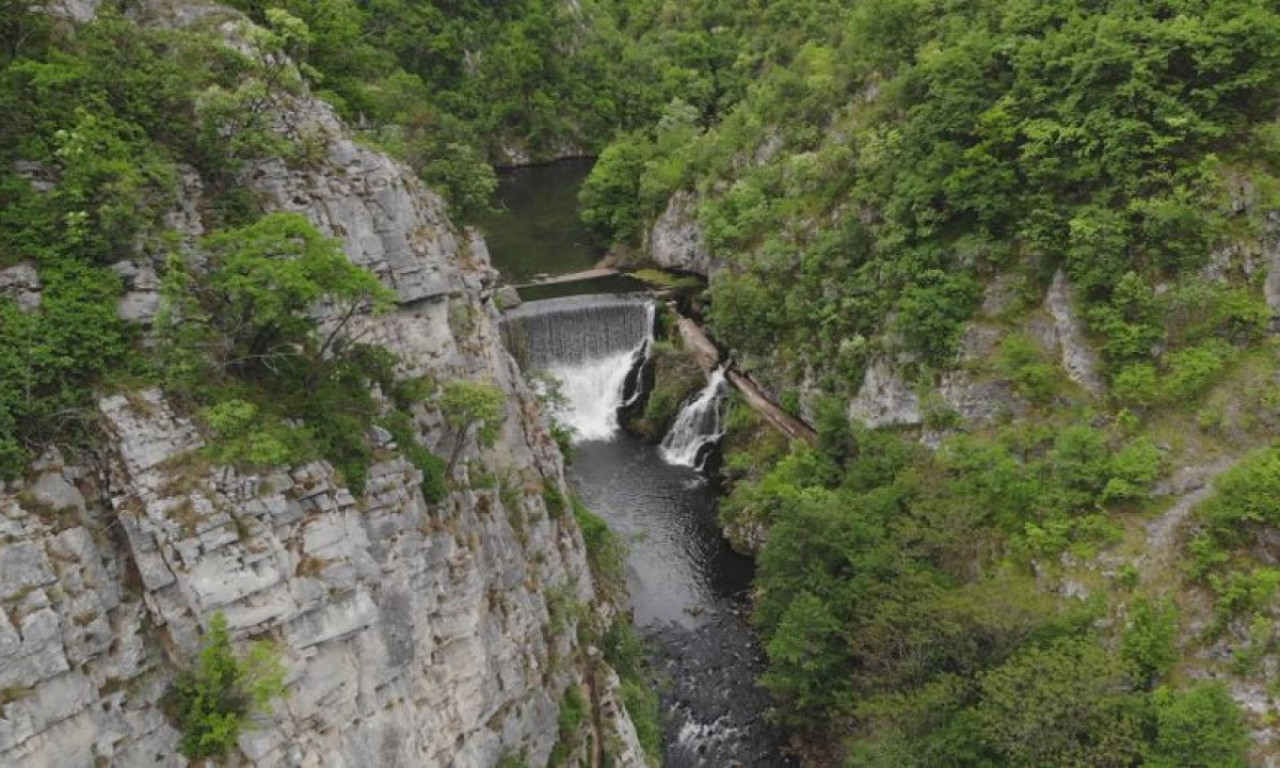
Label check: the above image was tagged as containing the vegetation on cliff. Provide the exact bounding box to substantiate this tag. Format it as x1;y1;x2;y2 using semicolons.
11;0;1280;764
575;0;1280;763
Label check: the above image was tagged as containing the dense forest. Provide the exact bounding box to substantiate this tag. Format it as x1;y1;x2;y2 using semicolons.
586;0;1280;764
7;0;1280;765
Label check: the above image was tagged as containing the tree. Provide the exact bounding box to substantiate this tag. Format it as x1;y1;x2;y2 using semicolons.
439;379;505;474
976;639;1145;767
1147;682;1249;768
161;212;391;389
167;612;286;761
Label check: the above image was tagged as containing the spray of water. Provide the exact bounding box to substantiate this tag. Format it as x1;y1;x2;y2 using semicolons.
659;366;729;469
504;296;654;443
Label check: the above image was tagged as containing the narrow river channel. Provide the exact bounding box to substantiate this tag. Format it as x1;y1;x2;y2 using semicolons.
482;161;796;767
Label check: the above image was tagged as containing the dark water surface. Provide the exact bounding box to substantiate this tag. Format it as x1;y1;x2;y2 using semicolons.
570;435;754;627
570;435;797;768
478;159;604;283
488;159;795;766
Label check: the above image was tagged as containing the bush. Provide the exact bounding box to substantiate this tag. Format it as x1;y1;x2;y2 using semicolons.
1120;597;1177;684
166;612;286;761
893;270;982;362
1197;447;1280;544
440;380;505;446
572;496;627;601
996;333;1058;402
1147;682;1249;768
976;639;1145;768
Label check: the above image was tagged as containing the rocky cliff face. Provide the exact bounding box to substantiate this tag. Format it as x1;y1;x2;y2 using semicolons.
0;3;643;766
645;192;718;277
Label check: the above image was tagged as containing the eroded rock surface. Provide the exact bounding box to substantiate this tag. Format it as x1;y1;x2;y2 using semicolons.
0;4;643;766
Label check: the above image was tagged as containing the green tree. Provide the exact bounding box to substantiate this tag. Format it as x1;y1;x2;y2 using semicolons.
1147;682;1249;768
439;379;506;473
168;612;286;761
976;639;1145;768
161;212;390;388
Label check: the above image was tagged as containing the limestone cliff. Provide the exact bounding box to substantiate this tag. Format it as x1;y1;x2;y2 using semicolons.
0;3;644;766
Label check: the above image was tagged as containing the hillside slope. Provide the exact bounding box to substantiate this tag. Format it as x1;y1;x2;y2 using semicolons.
0;2;643;766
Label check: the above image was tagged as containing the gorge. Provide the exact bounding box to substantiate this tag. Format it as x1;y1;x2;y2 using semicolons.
8;0;1280;765
487;163;793;766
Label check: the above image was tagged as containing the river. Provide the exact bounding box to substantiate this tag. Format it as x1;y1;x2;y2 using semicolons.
482;161;795;767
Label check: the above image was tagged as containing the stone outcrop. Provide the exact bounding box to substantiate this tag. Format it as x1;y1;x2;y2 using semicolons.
645;191;717;276
1043;269;1105;397
0;264;41;312
847;357;923;428
0;4;644;767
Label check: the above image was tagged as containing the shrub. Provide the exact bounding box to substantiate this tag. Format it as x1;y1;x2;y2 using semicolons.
439;379;506;471
572;496;626;601
166;612;286;761
976;639;1145;768
995;333;1058;403
200;399;309;467
1120;597;1177;684
1197;447;1280;544
1147;682;1249;768
893;270;982;362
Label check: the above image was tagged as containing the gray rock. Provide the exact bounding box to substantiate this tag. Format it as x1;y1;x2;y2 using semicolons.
1264;212;1280;326
0;543;56;601
0;264;41;312
0;5;646;766
1044;270;1104;396
647;191;717;276
848;357;923;428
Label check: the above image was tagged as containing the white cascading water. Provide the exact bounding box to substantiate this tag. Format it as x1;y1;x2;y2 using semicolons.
660;365;729;469
546;345;646;441
503;295;654;443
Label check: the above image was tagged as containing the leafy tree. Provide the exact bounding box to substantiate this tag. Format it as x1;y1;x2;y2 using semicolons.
439;379;506;473
167;612;286;761
1147;682;1249;768
976;639;1145;768
161;212;390;388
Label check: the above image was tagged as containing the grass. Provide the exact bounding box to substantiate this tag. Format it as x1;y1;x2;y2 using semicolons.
628;268;704;291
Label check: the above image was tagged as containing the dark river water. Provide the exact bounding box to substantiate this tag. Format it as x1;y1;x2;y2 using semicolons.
477;159;604;283
571;435;796;767
484;161;796;767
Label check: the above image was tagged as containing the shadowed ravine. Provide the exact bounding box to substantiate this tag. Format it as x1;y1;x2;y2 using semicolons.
498;292;794;766
485;162;795;767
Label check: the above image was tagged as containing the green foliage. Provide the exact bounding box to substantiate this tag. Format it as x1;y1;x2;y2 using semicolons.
579;133;653;244
601;619;661;762
162;213;390;378
976;639;1144;767
1198;448;1280;540
0;265;133;478
1120;597;1178;684
588;0;1280;389
625;340;703;441
549;685;587;767
200;399;310;467
893;271;982;361
542;480;567;520
439;380;506;448
1188;447;1280;622
167;612;286;761
995;333;1059;403
1147;682;1249;768
738;415;1177;743
159;213;394;493
572;496;627;602
381;410;448;505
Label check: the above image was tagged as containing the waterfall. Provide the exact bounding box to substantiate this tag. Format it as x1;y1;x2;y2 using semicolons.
660;366;729;470
501;294;654;442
